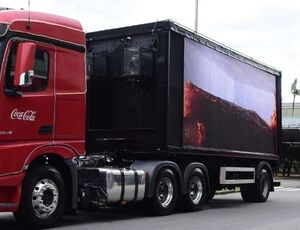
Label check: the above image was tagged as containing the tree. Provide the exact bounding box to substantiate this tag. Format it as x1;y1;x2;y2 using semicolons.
291;78;300;116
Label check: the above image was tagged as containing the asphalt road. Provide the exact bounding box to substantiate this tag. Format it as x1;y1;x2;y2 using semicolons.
1;178;300;230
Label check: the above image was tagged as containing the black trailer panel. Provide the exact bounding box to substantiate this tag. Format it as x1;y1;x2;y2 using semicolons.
86;28;169;152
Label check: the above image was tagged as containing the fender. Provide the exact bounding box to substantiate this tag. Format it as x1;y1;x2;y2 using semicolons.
181;162;210;195
25;144;80;212
256;161;274;191
131;161;183;198
0;144;79;212
0;172;25;212
25;144;80;167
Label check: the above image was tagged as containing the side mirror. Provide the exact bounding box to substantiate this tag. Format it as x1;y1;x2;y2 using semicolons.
14;42;36;87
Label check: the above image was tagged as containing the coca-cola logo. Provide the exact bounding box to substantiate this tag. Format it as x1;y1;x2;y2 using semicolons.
10;109;37;122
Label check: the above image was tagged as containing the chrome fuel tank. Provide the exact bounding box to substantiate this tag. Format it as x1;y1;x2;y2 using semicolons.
78;167;146;204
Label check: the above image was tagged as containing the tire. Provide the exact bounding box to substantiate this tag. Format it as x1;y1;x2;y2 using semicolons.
241;169;271;203
14;165;66;229
183;168;207;211
149;168;178;215
240;184;254;202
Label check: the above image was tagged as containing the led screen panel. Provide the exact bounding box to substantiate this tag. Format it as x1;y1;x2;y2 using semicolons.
183;38;277;154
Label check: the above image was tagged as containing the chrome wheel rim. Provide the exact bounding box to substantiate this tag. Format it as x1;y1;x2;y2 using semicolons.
262;177;269;198
261;169;269;198
189;175;203;204
157;177;174;208
31;179;59;219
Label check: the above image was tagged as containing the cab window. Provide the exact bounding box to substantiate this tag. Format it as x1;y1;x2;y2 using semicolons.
5;42;49;92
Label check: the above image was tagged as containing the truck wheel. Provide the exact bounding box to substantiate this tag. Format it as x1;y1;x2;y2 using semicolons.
256;169;271;202
14;165;66;229
183;168;207;211
241;169;271;202
150;168;178;215
240;184;254;202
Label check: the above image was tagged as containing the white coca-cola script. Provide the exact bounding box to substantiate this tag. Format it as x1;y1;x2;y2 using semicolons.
10;109;37;121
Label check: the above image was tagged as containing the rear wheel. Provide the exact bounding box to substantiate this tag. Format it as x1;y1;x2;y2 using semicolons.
183;168;207;211
149;168;178;215
14;165;66;229
241;169;271;202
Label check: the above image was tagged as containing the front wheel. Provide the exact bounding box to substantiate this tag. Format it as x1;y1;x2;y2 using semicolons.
14;165;66;229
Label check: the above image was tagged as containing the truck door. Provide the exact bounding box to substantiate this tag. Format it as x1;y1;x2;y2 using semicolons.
0;40;55;142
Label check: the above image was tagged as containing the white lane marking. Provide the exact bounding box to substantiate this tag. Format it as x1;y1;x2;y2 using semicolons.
275;187;300;192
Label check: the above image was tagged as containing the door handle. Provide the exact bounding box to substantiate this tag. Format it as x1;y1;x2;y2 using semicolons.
39;125;53;135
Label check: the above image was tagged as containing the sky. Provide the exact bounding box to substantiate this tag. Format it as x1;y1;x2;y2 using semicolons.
1;0;300;103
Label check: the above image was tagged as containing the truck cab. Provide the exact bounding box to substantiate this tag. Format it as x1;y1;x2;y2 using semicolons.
0;10;86;216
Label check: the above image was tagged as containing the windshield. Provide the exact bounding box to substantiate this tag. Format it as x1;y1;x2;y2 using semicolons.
0;24;8;58
0;23;7;37
0;25;8;83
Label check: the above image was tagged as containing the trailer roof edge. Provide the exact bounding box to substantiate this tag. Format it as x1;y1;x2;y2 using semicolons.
167;20;281;77
87;20;281;77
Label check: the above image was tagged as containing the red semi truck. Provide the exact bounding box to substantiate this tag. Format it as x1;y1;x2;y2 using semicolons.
0;10;281;228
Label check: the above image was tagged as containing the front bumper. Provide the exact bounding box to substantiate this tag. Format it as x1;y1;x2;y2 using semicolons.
0;172;25;212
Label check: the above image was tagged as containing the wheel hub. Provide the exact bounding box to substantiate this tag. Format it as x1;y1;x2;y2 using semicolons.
157;177;174;208
189;176;202;204
31;179;59;219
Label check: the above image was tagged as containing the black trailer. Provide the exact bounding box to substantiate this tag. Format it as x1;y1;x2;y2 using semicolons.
79;20;281;214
